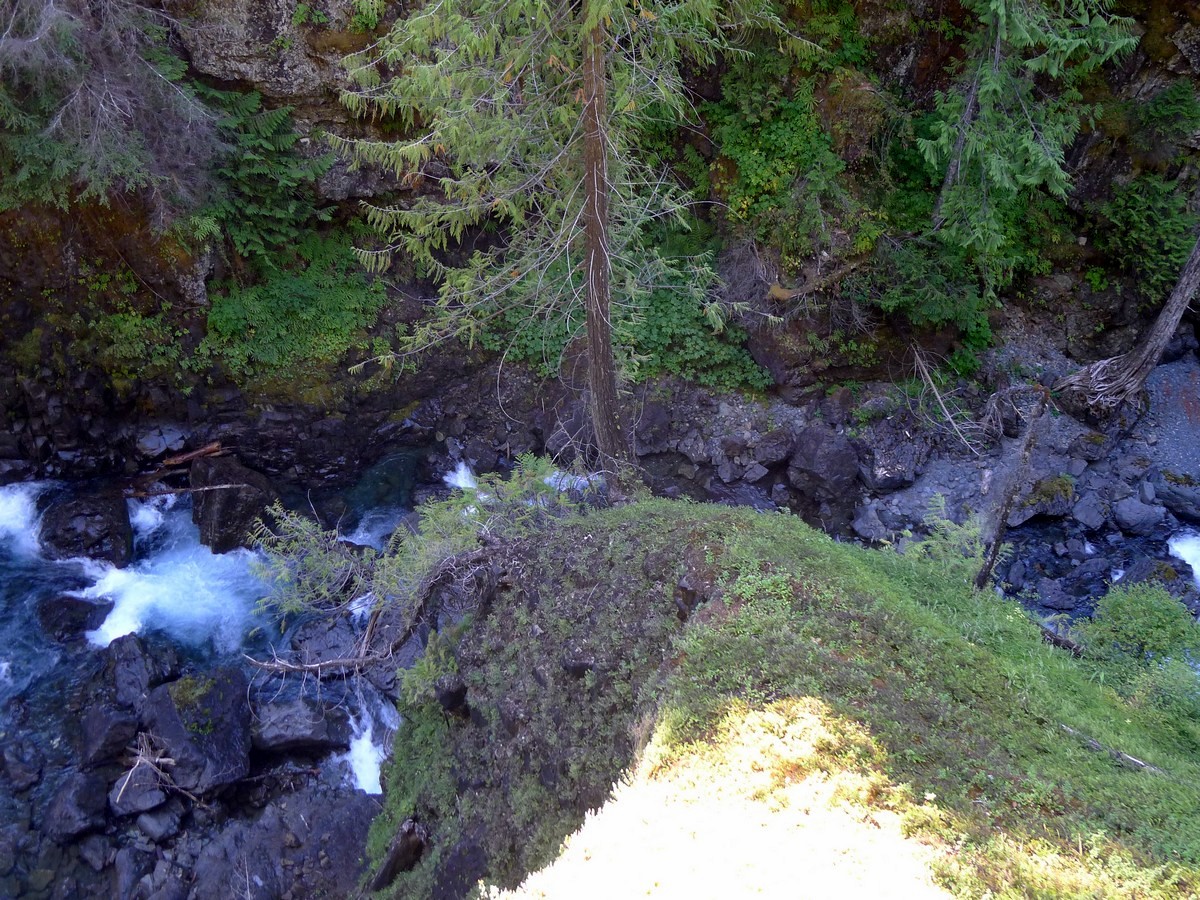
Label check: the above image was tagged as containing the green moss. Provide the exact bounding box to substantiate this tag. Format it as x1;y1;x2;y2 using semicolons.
1022;474;1075;508
367;496;1200;898
168;675;217;736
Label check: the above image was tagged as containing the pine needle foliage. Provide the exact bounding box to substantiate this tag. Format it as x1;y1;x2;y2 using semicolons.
920;0;1135;264
335;0;782;369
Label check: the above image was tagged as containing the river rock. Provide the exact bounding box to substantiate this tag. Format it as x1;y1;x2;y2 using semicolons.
38;487;133;566
251;697;352;754
82;705;138;768
852;502;888;542
137;798;183;844
36;595;114;644
1154;473;1200;522
786;426;862;527
108;765;166;817
43;772;107;840
752;428;795;467
1007;476;1076;528
141;668;251;794
1113;497;1165;536
190;455;280;553
2;739;42;791
1071;492;1107;530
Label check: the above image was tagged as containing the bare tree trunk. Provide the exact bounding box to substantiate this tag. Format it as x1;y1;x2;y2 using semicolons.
1056;234;1200;413
581;11;633;480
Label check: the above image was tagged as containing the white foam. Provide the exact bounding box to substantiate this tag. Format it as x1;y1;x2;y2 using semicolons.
340;717;385;794
128;494;177;539
344;507;407;551
1168;531;1200;589
544;470;603;493
0;483;44;557
0;660;11;686
1083;541;1096;556
443;461;478;491
81;505;265;652
1111;568;1125;583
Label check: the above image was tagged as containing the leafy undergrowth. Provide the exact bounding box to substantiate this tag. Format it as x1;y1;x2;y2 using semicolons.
368;499;1200;898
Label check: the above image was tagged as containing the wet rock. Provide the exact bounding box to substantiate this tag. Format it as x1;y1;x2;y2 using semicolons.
290;617;359;671
39;487;133;566
108;765;166;817
113;847;153;900
251;697;352;754
77;834;110;872
107;634;180;710
1113;497;1165;536
1071;492;1107;530
187;783;376;900
190;455;280;553
43;771;107;840
36;595;113;643
1037;577;1079;612
82;705;138;768
141;668;251;794
2;739;42;791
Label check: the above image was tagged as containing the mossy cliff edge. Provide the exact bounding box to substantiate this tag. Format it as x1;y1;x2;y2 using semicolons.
365;498;1200;898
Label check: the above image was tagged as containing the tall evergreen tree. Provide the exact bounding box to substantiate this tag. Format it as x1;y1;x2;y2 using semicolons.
337;0;777;478
920;0;1135;269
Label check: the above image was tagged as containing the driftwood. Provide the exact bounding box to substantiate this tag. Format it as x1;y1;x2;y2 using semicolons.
247;548;491;678
1040;625;1084;657
127;483;250;499
163;441;224;467
1056;233;1200;413
974;385;1050;590
1060;723;1163;774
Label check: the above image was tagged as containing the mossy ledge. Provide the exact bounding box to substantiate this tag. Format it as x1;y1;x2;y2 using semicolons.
368;499;1200;898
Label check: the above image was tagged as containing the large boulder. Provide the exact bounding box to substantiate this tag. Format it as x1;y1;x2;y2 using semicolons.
250;698;352;754
1155;473;1200;523
38;487;133;566
1113;497;1165;536
785;426;862;528
82;706;138;768
190;455;279;553
106;634;179;710
140;668;251;794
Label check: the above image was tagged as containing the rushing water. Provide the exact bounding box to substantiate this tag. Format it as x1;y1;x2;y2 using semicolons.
1169;530;1200;589
0;471;421;794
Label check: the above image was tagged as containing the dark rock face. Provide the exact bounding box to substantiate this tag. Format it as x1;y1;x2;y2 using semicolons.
38;488;133;566
187;783;379;900
43;772;108;841
141;668;252;794
251;698;352;754
786;425;863;527
36;595;113;644
1155;474;1200;522
106;634;180;710
190;455;279;553
82;705;138;768
2;739;42;792
107;766;166;817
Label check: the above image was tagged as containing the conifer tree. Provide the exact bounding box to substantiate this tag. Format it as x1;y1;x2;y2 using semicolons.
920;0;1134;268
337;0;777;478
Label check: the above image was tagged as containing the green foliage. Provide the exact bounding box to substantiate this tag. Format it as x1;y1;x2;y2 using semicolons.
399;629;461;709
1131;81;1200;157
337;0;781;371
920;0;1135;261
846;239;992;349
705;53;847;270
1096;174;1199;306
481;255;771;392
195;86;333;265
1078;582;1200;665
195;232;386;379
349;0;385;31
252;502;376;616
291;3;329;27
0;0;219;212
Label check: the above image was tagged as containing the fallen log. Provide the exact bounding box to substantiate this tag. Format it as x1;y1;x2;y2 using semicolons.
1060;723;1163;774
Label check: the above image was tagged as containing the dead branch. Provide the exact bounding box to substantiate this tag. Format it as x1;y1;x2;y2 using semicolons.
912;346;987;456
163;441;224;467
1059;724;1163;774
126;483;250;499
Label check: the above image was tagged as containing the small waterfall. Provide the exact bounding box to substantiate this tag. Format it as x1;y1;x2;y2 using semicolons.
1168;531;1200;589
